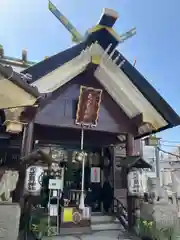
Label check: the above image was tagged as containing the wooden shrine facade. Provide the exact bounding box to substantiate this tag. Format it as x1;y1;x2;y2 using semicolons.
0;11;180;232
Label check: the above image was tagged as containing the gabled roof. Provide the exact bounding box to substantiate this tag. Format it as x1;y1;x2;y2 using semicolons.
116;156;152;169
112;52;180;131
21;28;180;138
0;64;40;109
22;42;86;83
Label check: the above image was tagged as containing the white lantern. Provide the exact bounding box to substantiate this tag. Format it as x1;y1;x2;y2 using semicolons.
24;166;44;195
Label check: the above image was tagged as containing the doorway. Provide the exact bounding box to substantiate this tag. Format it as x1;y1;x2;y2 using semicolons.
67;147;114;213
35;144;112;212
86;161;102;212
68;151;102;212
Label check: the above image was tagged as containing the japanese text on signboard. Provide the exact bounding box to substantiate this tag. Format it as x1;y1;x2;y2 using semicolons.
76;86;102;127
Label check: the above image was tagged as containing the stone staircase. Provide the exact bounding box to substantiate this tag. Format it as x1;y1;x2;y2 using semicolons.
42;212;137;239
91;212;124;232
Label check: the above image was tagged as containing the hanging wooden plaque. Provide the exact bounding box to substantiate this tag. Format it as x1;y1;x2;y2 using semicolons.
76;86;102;127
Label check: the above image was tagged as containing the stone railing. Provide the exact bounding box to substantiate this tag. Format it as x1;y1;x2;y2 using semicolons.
136;198;180;240
0;203;20;240
0;170;20;240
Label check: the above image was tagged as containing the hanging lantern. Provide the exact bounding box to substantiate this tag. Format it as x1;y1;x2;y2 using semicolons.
5;121;23;133
144;135;160;146
22;49;27;62
24;165;44;196
51;148;68;163
3;108;24;134
75;152;84;162
72;151;87;163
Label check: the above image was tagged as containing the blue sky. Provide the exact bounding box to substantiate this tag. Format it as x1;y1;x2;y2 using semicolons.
1;0;180;145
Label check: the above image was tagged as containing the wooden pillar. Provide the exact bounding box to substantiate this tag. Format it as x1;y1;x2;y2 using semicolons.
21;121;34;157
110;146;115;195
126;133;134;156
107;146;115;193
126;133;135;231
14;121;34;203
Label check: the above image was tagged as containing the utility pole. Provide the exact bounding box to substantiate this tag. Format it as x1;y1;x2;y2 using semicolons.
154;139;161;193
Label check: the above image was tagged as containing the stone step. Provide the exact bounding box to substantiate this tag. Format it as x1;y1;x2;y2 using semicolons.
43;230;135;239
91;221;124;232
91;212;125;232
91;214;114;223
91;211;104;216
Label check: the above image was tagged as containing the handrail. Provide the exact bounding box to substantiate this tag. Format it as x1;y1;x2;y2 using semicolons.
112;197;128;229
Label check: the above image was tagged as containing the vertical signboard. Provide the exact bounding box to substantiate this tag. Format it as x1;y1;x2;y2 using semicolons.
90;167;100;183
128;170;140;195
76;86;102;127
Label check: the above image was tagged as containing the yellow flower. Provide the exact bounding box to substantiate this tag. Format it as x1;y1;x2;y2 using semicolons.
148;221;153;227
142;220;153;228
31;224;39;232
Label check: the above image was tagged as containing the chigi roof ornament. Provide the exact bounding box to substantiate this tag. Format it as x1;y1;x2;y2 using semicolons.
0;3;136;69
48;0;136;45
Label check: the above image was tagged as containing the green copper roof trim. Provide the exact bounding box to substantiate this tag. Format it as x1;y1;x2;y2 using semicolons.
0;56;36;67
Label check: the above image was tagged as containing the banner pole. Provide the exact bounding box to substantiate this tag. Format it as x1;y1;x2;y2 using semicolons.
80;126;84;151
79;126;85;210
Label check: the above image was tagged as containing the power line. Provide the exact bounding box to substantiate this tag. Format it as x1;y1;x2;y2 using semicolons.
158;147;180;159
160;144;179;148
160;139;180;144
143;143;179;148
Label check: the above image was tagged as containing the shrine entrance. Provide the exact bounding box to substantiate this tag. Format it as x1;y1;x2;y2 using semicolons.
68;151;102;212
34;143;110;213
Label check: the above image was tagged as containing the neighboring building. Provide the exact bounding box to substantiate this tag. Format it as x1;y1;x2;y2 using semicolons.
0;45;35;70
0;44;48;72
159;146;180;192
162;146;180;163
0;60;27;73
